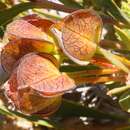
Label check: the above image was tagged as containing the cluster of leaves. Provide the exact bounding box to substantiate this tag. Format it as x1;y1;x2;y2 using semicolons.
0;0;130;129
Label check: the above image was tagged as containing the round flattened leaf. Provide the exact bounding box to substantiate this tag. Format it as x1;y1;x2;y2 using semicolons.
4;53;75;115
17;53;75;97
23;15;54;35
63;9;103;43
5;16;54;43
1;38;54;74
4;69;62;115
51;9;103;65
62;9;102;64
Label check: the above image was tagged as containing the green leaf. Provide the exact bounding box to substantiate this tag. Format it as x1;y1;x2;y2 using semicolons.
0;1;76;27
121;0;130;18
0;98;128;125
54;99;127;120
58;0;82;9
92;0;130;26
0;108;13;116
60;64;99;72
36;120;54;128
108;85;130;95
0;2;36;26
97;47;129;73
119;90;130;113
115;26;130;50
0;107;56;128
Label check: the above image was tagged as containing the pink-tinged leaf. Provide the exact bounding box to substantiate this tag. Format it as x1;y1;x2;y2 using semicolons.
4;70;62;115
3;53;75;115
62;9;102;43
23;15;54;35
1;38;54;74
51;9;103;65
5;15;55;43
6;19;49;41
17;53;75;96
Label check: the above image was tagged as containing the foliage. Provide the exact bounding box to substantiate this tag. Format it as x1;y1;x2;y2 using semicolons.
0;0;130;129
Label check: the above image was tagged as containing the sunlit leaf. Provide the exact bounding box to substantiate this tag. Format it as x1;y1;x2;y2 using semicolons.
1;16;56;74
5;19;53;42
92;0;130;25
97;47;129;73
36;120;54;128
3;53;75;115
121;0;130;18
22;14;54;37
1;38;54;74
115;26;130;50
107;85;130;95
51;9;102;65
17;53;75;96
0;107;13;116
